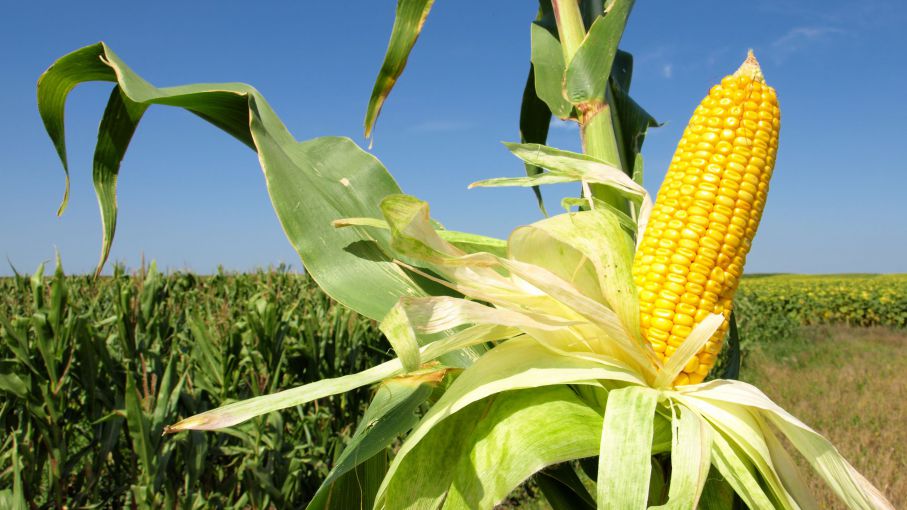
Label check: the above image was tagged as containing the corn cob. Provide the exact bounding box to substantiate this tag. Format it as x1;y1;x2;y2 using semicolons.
632;51;780;385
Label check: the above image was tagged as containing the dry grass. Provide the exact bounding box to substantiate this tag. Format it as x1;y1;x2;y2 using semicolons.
743;325;907;508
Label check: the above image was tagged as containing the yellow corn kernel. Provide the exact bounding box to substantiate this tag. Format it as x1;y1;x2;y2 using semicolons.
632;51;780;385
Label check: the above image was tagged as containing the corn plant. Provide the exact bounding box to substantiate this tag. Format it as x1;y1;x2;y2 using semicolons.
30;0;893;508
0;265;392;508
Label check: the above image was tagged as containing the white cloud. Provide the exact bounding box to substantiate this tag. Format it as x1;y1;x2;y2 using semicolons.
771;26;846;60
662;64;673;78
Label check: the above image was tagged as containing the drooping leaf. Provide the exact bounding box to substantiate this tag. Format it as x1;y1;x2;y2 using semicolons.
364;0;435;139
36;43;458;327
375;337;648;506
379;303;422;372
597;385;655;509
677;391;798;509
443;386;603;509
688;380;895;509
90;87;148;276
488;143;644;200
167;320;511;432
650;405;713;509
760;417;819;509
708;427;776;509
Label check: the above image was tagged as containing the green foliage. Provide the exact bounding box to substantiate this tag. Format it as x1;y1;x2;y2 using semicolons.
0;263;389;509
737;274;907;329
727;274;906;358
3;266;902;507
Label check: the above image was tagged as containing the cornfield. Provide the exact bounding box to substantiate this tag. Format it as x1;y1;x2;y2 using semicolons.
2;264;902;507
0;262;388;508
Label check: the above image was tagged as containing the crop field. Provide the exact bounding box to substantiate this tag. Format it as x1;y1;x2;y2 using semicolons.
1;268;904;508
738;274;907;329
0;266;391;508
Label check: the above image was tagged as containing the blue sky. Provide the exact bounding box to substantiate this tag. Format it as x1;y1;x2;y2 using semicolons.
1;1;905;275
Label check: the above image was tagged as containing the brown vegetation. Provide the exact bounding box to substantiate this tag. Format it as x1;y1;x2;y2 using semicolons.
744;325;907;508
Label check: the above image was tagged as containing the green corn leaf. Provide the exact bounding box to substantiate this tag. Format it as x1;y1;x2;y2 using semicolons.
375;337;646;506
305;375;437;510
124;370;154;487
611;50;633;93
708;427;775;509
383;393;488;509
364;0;435;139
37;46;118;216
5;435;27;510
334;216;508;257
0;361;28;399
36;43;460;328
596;385;655;510
308;451;388;510
697;468;738;510
150;355;182;439
519;65;552;217
565;0;635;104
677;391;798;508
650;405;713;509
443;387;604;509
166;322;505;432
91;87;148;276
0;315;38;376
536;463;597;510
384;386;604;510
530;23;573;119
